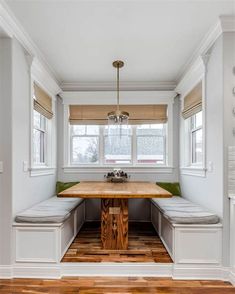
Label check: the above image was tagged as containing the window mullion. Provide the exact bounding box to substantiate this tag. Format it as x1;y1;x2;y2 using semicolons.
100;126;104;166
132;126;137;166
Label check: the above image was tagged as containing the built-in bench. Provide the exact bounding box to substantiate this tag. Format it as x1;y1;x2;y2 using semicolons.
13;196;85;264
151;196;222;265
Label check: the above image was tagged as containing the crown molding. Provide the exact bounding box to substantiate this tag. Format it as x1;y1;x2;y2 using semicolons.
60;81;176;92
176;15;235;86
60;90;176;105
0;0;61;91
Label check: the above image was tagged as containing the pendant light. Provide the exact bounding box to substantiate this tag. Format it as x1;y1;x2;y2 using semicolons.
107;60;129;127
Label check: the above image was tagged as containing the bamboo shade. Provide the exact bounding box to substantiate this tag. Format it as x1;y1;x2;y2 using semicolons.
182;82;202;119
69;104;168;125
33;83;53;119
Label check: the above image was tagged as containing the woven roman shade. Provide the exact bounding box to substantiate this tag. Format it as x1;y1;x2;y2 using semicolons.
33;83;53;119
182;82;202;119
69;104;168;125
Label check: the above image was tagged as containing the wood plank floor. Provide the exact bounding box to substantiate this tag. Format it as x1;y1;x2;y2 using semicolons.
0;277;234;293
62;222;172;263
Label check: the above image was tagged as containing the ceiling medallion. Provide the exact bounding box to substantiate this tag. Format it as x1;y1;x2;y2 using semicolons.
107;60;129;127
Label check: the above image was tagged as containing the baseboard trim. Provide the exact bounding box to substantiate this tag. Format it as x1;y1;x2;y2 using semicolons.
172;265;229;280
61;262;173;277
1;263;234;283
229;269;235;286
0;265;13;279
13;265;61;279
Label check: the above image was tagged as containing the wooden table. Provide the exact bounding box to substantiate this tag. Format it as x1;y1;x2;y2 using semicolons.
59;181;172;250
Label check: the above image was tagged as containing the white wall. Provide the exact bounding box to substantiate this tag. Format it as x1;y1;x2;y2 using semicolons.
57;95;180;221
222;32;235;267
0;38;13;266
179;33;235;266
180;36;224;216
11;38;57;214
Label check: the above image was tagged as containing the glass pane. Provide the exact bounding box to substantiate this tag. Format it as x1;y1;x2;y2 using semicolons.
104;125;131;136
33;129;45;164
136;124;164;136
33;110;41;129
137;136;164;164
33;110;46;130
104;135;131;164
72;137;99;164
71;125;86;136
86;125;99;135
192;128;203;163
195;111;202;128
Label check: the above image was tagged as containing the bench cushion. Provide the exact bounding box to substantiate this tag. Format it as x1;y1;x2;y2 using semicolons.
151;197;220;224
15;196;84;223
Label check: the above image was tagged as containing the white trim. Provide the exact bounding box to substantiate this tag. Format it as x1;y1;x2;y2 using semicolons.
29;166;56;177
175;56;205;97
61;90;176;105
13;264;61;279
0;1;61;86
180;166;206;177
63;166;174;174
0;265;12;279
176;16;235;84
229;269;235;286
60;81;176;92
2;263;233;281
61;262;173;277
172;265;229;281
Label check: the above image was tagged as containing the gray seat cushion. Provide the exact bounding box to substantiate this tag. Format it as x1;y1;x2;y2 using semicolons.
151;196;220;224
15;196;84;223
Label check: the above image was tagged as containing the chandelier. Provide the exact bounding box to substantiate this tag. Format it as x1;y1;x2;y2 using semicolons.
107;60;129;126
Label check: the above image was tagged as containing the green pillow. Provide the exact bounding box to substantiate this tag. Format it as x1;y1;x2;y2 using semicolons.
156;182;181;196
56;181;80;195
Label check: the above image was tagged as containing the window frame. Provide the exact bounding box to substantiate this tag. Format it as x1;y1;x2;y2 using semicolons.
70;125;100;165
30;77;56;176
68;124;168;168
189;112;203;166
33;110;47;166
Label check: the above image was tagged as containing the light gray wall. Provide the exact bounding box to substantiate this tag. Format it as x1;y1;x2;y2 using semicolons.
0;38;13;266
0;37;58;268
222;32;235;267
180;36;224;216
179;33;235;266
57;95;180;221
11;38;57;215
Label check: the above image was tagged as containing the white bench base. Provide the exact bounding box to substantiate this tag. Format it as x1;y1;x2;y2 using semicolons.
151;203;222;265
13;201;85;264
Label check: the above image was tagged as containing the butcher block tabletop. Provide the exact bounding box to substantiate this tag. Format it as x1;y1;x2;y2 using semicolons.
58;181;172;199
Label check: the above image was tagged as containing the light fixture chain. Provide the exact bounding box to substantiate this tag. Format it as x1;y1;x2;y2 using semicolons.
117;65;119;112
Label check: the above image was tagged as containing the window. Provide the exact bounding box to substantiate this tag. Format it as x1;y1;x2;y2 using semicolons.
33;110;47;164
69;124;167;166
70;125;99;164
104;126;132;164
189;111;203;165
136;124;166;164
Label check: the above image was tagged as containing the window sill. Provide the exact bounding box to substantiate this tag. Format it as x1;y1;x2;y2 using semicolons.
62;165;174;174
30;166;56;177
180;166;206;177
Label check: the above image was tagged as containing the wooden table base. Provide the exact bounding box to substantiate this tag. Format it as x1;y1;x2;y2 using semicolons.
101;198;128;250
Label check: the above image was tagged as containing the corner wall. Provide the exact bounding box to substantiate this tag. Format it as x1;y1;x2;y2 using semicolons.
0;37;13;267
179;33;235;267
11;38;57;214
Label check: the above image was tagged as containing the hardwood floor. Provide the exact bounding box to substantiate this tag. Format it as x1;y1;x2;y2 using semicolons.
0;277;234;293
62;221;172;263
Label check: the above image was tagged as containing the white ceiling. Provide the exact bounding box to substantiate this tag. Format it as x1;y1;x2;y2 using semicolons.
5;0;235;85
